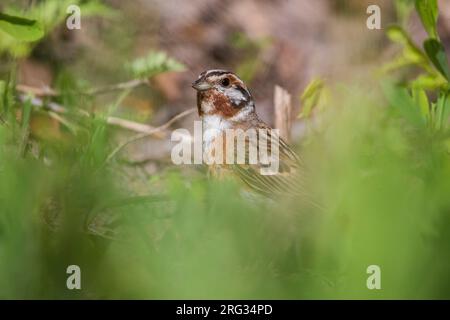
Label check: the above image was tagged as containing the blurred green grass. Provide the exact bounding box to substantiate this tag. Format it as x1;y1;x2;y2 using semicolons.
1;80;450;299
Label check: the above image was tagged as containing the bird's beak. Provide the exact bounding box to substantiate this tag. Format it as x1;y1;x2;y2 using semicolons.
192;78;212;91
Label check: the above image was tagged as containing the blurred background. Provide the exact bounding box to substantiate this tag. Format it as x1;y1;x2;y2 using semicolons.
0;0;450;299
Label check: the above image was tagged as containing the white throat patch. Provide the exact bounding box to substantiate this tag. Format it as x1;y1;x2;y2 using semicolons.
202;115;231;143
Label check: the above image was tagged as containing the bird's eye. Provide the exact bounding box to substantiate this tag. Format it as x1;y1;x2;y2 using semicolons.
221;78;230;87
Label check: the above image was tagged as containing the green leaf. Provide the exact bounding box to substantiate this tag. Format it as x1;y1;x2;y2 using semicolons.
423;38;450;80
411;74;448;90
435;91;450;130
412;88;429;120
21;98;32;131
79;0;119;19
19;97;32;156
386;26;427;64
0;76;14;116
382;82;425;127
126;51;186;79
386;25;410;45
415;0;438;39
299;78;329;119
0;12;44;42
0;80;5;109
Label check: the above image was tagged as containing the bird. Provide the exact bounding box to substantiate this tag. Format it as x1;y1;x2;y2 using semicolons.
192;69;308;199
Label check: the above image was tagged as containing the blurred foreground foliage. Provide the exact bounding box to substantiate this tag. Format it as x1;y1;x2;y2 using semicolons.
0;0;116;57
2;79;450;299
126;51;186;79
0;0;450;299
383;0;449;90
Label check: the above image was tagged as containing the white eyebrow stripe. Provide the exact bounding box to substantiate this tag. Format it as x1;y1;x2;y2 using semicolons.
204;69;233;79
206;69;227;76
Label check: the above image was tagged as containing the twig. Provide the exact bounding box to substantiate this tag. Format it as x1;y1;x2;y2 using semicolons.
107;116;165;138
18;94;65;113
274;85;292;142
16;79;149;97
47;111;80;134
17;93;187;138
86;79;149;95
105;108;195;164
16;84;58;97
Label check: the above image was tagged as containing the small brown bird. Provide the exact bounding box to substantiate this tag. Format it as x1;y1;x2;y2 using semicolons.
192;69;307;198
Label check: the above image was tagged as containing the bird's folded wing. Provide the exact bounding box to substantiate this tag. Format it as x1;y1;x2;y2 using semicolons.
230;129;307;198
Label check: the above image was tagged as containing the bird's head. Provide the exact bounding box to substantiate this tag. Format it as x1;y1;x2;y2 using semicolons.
192;69;254;119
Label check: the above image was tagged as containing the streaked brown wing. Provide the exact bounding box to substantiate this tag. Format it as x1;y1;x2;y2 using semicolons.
230;127;307;198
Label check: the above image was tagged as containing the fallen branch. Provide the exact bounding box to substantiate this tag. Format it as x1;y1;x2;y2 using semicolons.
16;78;149;97
85;79;149;96
17;93;190;138
16;84;58;97
105;108;195;163
107;116;165;138
18;94;74;114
